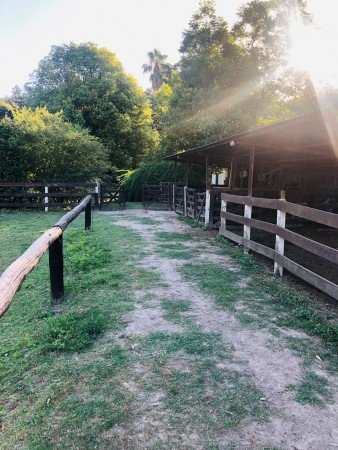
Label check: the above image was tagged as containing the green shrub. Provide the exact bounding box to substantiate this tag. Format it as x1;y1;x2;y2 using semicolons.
123;160;204;201
40;309;107;352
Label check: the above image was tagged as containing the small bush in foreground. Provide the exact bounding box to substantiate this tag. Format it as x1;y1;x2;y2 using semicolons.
40;309;107;352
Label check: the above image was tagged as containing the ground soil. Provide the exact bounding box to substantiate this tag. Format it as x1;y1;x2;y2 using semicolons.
102;209;338;450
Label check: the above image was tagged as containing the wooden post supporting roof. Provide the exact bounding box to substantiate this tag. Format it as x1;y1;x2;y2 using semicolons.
248;147;255;197
206;156;211;190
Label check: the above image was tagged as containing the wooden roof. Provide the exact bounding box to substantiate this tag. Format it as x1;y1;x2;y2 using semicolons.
164;108;338;166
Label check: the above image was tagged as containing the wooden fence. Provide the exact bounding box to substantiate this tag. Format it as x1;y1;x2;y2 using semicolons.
100;184;125;209
219;192;338;301
142;183;173;209
0;183;98;210
0;195;93;318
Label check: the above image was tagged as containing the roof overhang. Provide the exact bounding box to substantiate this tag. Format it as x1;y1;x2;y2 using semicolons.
164;108;338;167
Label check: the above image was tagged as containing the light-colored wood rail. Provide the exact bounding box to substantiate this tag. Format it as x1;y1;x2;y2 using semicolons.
0;195;92;318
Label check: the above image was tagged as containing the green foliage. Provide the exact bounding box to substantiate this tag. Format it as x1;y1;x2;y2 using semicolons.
158;0;257;155
123;160;204;201
0;101;109;182
40;310;107;352
24;42;158;169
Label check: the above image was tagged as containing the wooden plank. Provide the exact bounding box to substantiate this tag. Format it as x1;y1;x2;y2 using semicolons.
221;212;277;234
219;228;243;245
221;193;278;209
275;254;338;301
0;182;97;188
245;239;275;260
277;227;338;264
0;192;89;198
279;201;338;228
222;211;245;225
0;202;82;208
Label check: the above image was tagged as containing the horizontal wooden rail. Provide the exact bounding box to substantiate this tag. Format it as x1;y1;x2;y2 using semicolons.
0;195;93;318
0;182;97;188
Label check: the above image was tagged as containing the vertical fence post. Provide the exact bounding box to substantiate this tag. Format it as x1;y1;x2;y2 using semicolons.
204;190;211;226
85;201;92;229
49;236;64;303
274;190;286;276
44;186;49;212
220;195;227;230
243;202;252;254
184;186;188;216
173;184;176;212
95;183;99;208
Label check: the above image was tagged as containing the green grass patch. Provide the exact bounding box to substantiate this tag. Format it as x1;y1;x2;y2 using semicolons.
129;216;162;225
40;309;107;352
155;231;195;242
135;328;268;441
156;243;196;260
180;261;244;310
177;215;207;229
289;371;332;406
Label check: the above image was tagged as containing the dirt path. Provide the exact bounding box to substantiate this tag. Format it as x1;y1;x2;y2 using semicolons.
102;209;338;450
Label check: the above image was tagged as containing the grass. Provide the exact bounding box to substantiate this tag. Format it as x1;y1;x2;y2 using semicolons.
288;371;332;406
134;327;268;442
2;209;338;448
0;211;154;449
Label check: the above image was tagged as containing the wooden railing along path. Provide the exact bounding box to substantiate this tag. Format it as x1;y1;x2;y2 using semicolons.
219;192;338;301
0;195;93;318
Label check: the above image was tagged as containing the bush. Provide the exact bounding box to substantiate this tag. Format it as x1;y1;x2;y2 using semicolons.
0;101;110;182
123;160;204;201
40;309;107;352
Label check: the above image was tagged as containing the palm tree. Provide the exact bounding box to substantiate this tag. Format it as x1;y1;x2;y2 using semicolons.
142;49;172;91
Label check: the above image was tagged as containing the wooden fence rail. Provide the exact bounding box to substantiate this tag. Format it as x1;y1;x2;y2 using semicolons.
0;183;99;210
219;192;338;301
0;195;93;318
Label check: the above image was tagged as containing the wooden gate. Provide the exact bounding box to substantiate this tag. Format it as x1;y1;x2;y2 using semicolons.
174;186;184;214
100;184;125;209
142;183;173;209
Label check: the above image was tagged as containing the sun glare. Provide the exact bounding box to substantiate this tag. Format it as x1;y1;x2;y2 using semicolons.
289;20;338;88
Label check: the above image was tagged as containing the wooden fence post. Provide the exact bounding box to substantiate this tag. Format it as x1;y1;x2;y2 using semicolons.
220;196;227;230
274;190;286;276
205;190;211;226
85;201;92;229
194;190;198;219
184;186;188;216
49;236;64;303
44;186;49;212
95;183;99;208
173;184;176;212
243;203;252;254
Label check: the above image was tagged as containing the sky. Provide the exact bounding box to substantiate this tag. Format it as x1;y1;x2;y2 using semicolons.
0;0;336;98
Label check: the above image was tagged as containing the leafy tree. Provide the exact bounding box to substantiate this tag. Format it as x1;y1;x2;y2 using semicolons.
158;0;257;155
0;101;109;182
142;49;173;91
233;0;312;74
149;82;173;131
24;42;158;169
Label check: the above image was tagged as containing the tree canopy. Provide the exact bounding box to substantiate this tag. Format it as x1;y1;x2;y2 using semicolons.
24;42;158;169
0;101;109;182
